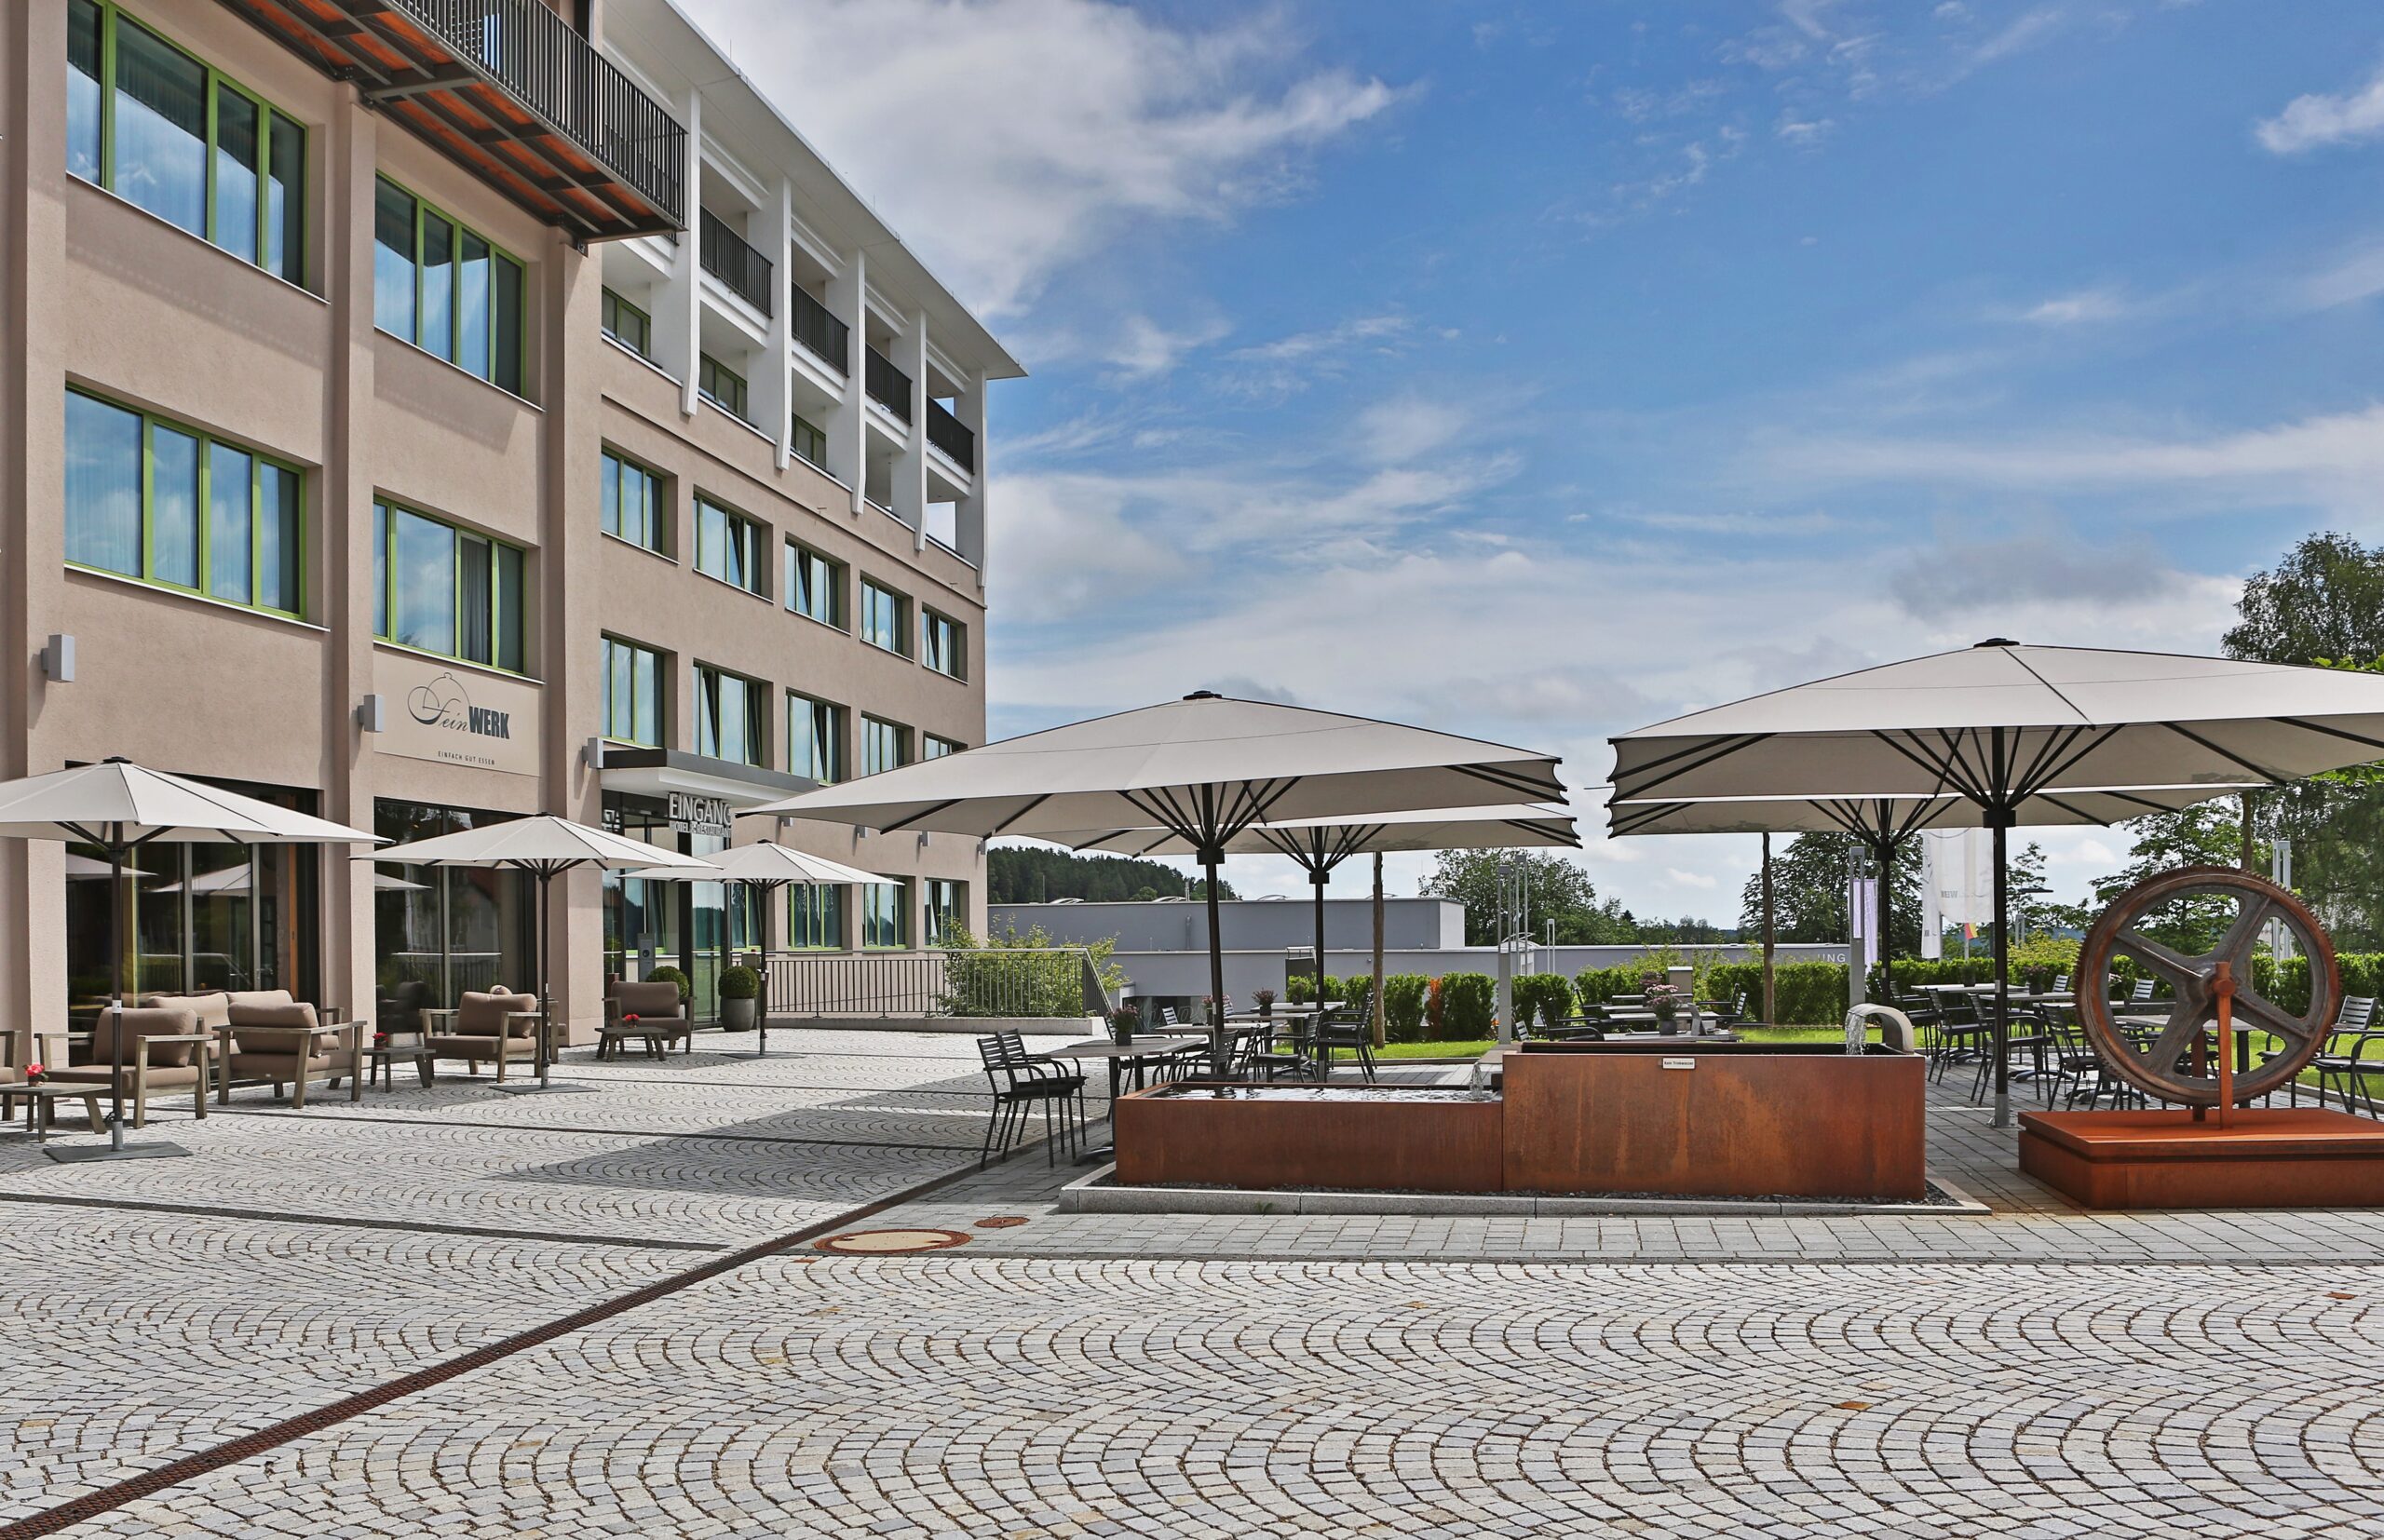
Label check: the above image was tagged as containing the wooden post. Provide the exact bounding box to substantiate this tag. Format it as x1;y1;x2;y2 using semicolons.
1760;832;1777;1027
2240;790;2257;872
2213;960;2235;1130
1370;852;1387;1050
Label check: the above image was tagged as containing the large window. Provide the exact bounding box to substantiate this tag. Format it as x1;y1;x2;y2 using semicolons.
862;879;911;950
694;497;761;594
695;665;764;765
372;500;524;671
791;414;828;470
601;288;650;358
602;636;662;746
785;540;844;628
68;2;305;284
789;884;845;950
860;578;909;656
922;734;964;761
789;694;846;784
601;450;664;553
698;354;749;423
861;715;911;777
373;177;524;394
922;609;966;680
65;390;301;615
925;879;968;946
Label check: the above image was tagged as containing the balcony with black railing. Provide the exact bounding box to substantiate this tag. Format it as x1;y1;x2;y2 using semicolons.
865;346;914;425
699;209;775;317
926;400;975;471
225;0;686;240
791;287;850;373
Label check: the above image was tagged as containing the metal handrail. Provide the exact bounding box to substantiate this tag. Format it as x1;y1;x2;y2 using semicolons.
865;346;913;424
926;400;974;469
765;947;1105;1019
792;288;849;372
699;209;775;316
392;0;686;226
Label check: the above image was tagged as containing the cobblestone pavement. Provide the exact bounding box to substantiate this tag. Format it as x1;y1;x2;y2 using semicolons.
11;1030;2384;1537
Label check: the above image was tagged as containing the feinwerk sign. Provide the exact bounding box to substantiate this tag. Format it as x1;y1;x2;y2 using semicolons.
374;654;541;777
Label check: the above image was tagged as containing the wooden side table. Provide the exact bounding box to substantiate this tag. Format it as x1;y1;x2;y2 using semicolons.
4;1082;107;1141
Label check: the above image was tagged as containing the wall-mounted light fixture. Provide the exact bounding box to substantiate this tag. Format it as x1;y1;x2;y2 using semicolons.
584;736;606;770
40;635;74;683
356;694;385;732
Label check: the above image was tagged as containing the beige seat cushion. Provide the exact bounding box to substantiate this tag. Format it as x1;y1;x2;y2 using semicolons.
144;992;231;1031
426;1033;534;1060
611;980;684;1020
94;1006;201;1067
228;1000;320;1054
225;989;296;1013
455;990;526;1035
47;1062;204;1089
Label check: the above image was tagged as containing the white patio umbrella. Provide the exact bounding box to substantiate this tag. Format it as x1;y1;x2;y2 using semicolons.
1608;785;2257;1001
366;817;712;1088
155;866;426;895
0;758;381;1160
750;692;1567;1074
1041;804;1580;1047
1609;640;2384;1123
618;843;892;1057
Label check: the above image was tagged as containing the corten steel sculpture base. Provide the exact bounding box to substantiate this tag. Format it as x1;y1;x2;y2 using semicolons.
2020;867;2384;1209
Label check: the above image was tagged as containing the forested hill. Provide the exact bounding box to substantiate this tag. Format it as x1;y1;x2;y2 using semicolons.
988;847;1238;904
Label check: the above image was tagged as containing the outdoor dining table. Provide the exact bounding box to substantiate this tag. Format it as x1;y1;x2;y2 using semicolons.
1038;1035;1204;1101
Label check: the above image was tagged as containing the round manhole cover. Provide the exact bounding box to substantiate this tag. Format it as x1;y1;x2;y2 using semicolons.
813;1228;971;1255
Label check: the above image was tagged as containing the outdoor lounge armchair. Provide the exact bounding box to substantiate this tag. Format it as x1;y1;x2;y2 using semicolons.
602;979;694;1058
424;988;539;1081
40;1006;213;1127
220;993;360;1108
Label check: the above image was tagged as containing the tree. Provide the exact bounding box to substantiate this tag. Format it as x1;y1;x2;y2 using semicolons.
1738;832;1922;957
985;847;1236;904
2222;532;2384;668
1420;850;1645;945
2083;803;2260;953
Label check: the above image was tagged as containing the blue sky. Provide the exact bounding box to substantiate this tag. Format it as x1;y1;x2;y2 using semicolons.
697;0;2384;918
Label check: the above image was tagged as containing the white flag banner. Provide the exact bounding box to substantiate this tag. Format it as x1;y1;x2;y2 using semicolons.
1921;829;1992;958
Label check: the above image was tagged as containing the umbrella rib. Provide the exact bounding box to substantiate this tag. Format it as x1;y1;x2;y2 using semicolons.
2034;790;2106;824
2276;716;2384;755
874;799;961;835
1610;733;1768;798
1893;796;1954;843
1447;760;1563;799
2009;724;2075;797
1875;732;1985;804
1605;802;1676;837
2024;723;2124;798
987;794;1052;837
2160;722;2284;786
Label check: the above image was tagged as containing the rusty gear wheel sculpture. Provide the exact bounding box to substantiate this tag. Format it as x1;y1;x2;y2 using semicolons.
2077;865;2342;1107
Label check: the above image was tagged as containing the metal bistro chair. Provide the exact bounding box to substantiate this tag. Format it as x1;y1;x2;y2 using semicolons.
997;1030;1089;1135
1971;998;2053;1105
1310;1008;1377;1083
1929;989;1987;1085
2045;1003;2142;1111
973;1034;1083;1169
2282;996;2381;1114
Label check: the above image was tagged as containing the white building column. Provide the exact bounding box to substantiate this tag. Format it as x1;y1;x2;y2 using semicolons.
828;250;866;515
957;366;987;583
764;175;793;471
897;308;928;550
657;90;701;419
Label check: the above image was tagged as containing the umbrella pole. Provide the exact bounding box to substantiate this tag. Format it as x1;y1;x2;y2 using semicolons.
536;869;552;1088
1202;848;1228;1079
1312;858;1328;1081
753;879;771;1060
107;834;127;1152
1876;838;1893;1007
1991;813;2011;1128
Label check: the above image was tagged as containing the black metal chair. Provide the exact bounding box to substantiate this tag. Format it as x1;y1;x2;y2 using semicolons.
1310;1008;1377;1083
974;1034;1083;1169
2290;996;2381;1114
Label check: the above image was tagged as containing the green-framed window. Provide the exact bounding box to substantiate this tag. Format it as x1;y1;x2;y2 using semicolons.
68;0;305;285
694;495;761;594
64;388;302;615
925;879;967;946
695;664;764;765
789;884;845;950
602;635;662;746
698;354;749;423
372;176;524;394
859;577;908;655
860;714;911;777
784;539;844;628
862;878;910;950
791;413;828;470
922;734;963;761
922;608;966;680
789;693;846;784
372;499;524;671
601;449;664;553
600;288;650;358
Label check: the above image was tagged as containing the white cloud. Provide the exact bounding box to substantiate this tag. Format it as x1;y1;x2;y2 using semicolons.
686;0;1402;316
1968;7;2066;68
2298;243;2384;310
1104;314;1230;379
2018;288;2129;325
1666;869;1720;890
1217;313;1413;399
1356;397;1470;465
1775;113;1836;146
2257;60;2384;155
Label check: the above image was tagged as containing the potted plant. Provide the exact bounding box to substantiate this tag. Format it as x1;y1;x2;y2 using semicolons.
23;1060;42;1087
1109;1004;1142;1046
717;965;761;1032
645;965;690;1002
1646;981;1689;1033
1254;988;1276;1018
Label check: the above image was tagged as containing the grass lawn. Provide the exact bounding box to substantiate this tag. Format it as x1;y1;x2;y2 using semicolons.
1375;1024;1902;1060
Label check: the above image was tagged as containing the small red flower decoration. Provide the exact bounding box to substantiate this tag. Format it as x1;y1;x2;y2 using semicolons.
25;1062;44;1084
624;1013;640;1025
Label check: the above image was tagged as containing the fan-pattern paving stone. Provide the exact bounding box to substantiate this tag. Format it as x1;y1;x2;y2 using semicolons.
47;1256;2384;1538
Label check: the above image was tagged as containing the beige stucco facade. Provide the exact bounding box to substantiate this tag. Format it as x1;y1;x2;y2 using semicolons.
0;0;1016;1050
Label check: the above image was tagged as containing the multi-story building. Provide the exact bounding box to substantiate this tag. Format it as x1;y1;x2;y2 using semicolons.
0;0;1020;1041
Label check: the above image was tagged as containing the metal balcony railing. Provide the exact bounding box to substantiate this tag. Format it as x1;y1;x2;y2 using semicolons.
699;209;775;316
232;0;688;238
926;400;975;471
791;288;850;373
764;947;1110;1019
865;346;914;423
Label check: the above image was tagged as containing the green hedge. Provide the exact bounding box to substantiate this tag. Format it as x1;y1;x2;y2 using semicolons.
1383;975;1429;1041
1511;973;1576;1031
1442;972;1496;1036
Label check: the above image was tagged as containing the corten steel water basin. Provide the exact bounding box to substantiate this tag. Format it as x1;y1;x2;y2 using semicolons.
2018;1107;2384;1209
1113;1085;1505;1193
1502;1041;1928;1201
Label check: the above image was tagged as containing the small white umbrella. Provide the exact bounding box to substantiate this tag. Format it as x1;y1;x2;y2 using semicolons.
0;758;380;1160
617;843;893;1056
366;817;711;1088
751;692;1567;1074
1609;640;2384;1123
